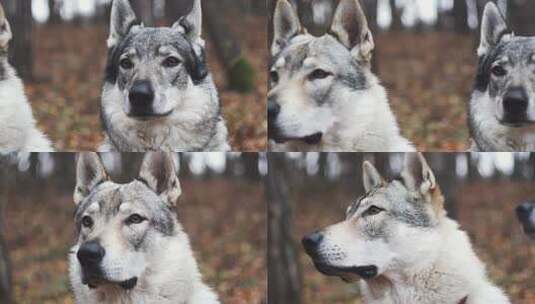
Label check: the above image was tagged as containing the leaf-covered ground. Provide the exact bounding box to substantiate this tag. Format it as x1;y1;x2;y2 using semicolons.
376;31;477;151
4;178;267;304
27;13;267;151
292;181;535;303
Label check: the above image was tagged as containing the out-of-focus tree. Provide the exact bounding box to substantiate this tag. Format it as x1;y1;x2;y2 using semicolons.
0;157;13;304
4;0;33;80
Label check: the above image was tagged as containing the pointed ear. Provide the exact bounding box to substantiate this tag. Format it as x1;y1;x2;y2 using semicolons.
362;161;384;193
478;2;511;57
75;153;109;206
138;152;182;207
271;0;302;55
401;153;436;195
330;0;374;62
172;0;203;42
0;3;12;49
107;0;138;48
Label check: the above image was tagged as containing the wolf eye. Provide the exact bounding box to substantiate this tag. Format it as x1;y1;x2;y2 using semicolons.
163;56;181;68
126;214;146;225
270;70;279;84
82;216;94;228
363;206;384;217
309;69;331;80
120;58;134;70
491;65;507;77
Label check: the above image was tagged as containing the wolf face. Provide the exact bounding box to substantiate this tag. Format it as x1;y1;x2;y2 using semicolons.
516;201;535;239
105;0;207;119
268;0;376;145
71;152;182;290
303;153;445;282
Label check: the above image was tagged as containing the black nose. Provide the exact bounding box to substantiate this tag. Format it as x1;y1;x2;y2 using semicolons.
77;241;105;266
503;87;528;119
302;231;323;254
516;202;534;221
129;80;155;112
268;99;281;120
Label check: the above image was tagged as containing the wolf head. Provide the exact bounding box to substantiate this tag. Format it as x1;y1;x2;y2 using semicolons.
0;3;12;51
268;0;376;144
303;153;446;282
71;152;182;290
104;0;208;119
516;201;535;239
475;2;535;126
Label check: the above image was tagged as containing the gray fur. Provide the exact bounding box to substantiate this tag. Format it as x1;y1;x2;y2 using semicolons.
101;0;229;152
470;2;535;151
70;152;219;304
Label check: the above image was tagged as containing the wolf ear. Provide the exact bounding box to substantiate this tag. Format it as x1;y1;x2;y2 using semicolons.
108;0;138;48
362;161;384;193
478;2;511;57
401;153;436;195
0;3;12;50
75;153;109;206
330;0;374;62
172;0;203;43
139;152;182;207
272;0;302;55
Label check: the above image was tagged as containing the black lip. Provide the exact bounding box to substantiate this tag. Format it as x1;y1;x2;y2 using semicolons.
313;262;378;280
82;274;138;290
118;277;138;290
269;130;323;145
499;119;535;128
127;109;174;120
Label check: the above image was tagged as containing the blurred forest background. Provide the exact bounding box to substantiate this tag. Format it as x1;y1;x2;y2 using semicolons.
0;152;267;304
268;153;535;304
0;0;267;150
268;0;535;150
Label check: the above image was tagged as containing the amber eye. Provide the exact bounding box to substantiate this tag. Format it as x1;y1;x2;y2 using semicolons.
82;216;94;228
126;214;146;225
120;58;134;70
270;70;279;84
309;69;331;80
163;56;181;68
491;65;506;77
363;206;384;217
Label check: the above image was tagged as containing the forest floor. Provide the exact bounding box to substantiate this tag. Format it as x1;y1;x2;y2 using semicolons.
293;180;535;304
376;31;477;151
4;178;267;304
26;11;267;151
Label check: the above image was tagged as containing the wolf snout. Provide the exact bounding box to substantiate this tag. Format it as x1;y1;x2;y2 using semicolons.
302;231;324;256
77;241;106;267
503;87;529;123
353;265;378;280
129;80;155;115
268;99;281;120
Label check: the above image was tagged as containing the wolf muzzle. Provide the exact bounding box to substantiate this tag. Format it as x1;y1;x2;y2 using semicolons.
129;80;155;117
302;232;378;280
502;87;530;125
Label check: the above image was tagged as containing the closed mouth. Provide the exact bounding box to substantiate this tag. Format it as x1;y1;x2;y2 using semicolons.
83;276;138;290
312;262;378;281
127;109;174;120
269;131;323;145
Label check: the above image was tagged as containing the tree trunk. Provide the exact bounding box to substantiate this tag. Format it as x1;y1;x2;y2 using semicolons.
5;0;33;80
48;0;62;24
0;158;13;304
165;0;192;23
204;0;255;92
454;0;469;33
390;0;403;30
131;0;154;26
267;154;302;304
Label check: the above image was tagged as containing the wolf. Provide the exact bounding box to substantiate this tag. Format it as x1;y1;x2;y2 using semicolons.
469;2;535;151
268;0;413;152
100;0;230;152
302;153;510;304
69;152;220;304
516;201;535;239
0;3;53;152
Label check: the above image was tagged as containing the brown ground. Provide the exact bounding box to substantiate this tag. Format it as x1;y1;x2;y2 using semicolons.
27;12;267;151
292;180;535;303
4;178;267;304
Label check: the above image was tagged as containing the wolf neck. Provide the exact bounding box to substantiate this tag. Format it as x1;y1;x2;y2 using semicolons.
361;218;507;304
321;81;412;152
